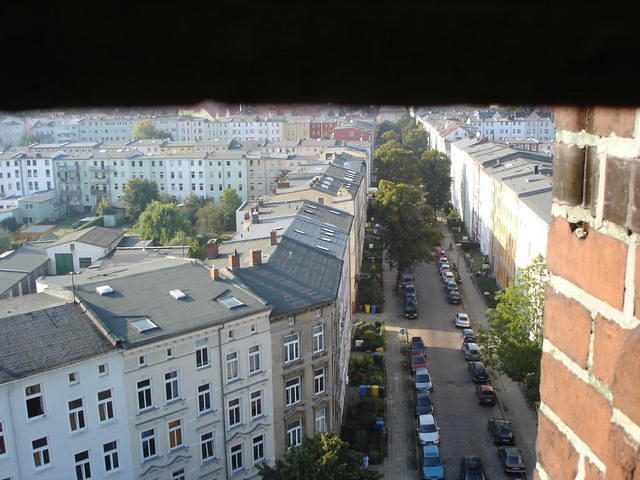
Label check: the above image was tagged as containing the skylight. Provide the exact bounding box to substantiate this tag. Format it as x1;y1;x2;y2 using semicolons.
320;237;333;242
294;229;306;235
316;245;329;251
95;285;113;296
306;204;318;209
329;210;341;215
169;289;186;300
131;317;159;332
219;296;245;309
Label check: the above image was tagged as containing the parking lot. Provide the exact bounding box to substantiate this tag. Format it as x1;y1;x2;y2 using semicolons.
380;226;537;479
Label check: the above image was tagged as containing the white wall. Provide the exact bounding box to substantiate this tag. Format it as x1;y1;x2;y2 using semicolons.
47;242;109;274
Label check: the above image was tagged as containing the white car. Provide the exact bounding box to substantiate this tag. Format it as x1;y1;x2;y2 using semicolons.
439;263;450;274
453;313;470;328
441;271;455;283
415;367;433;392
417;414;440;445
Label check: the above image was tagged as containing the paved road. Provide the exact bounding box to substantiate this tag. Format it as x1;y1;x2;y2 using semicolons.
377;223;537;479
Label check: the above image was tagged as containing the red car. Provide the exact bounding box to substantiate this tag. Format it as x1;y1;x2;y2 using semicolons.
476;385;497;406
434;249;447;259
411;353;427;371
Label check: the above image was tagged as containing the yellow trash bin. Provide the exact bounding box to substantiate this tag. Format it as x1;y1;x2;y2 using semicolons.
364;304;371;313
371;385;379;397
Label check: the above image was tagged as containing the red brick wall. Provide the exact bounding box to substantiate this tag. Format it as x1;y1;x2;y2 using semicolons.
537;107;640;480
333;127;372;142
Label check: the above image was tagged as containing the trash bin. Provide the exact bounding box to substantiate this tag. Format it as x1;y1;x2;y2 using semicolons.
366;385;372;396
364;304;371;313
379;386;385;397
371;305;377;314
376;347;384;354
375;418;385;433
371;385;379;397
359;385;367;397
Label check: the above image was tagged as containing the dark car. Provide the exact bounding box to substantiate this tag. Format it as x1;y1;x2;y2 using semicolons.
404;295;418;319
462;342;482;361
411;338;426;355
461;329;476;344
403;283;417;296
459;455;486;480
411;336;424;348
447;290;461;304
415;391;434;415
476;385;496;406
401;271;414;286
468;361;490;384
497;446;525;474
411;354;428;371
488;418;515;445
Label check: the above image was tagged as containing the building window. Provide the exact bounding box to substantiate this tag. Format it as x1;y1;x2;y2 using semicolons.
32;437;50;468
74;450;91;480
137;379;153;411
228;398;241;427
315;408;327;433
98;389;114;421
248;345;261;374
196;341;209;368
141;428;157;460
68;372;79;385
285;377;301;406
138;355;145;366
250;390;263;418
103;441;119;472
197;383;212;414
164;371;179;402
172;467;185;480
0;422;5;455
68;398;86;432
98;364;108;376
284;333;300;363
314;368;325;395
313;325;325;353
25;384;44;419
286;419;303;449
168;419;183;450
201;431;214;462
230;443;243;472
226;352;239;381
252;434;265;463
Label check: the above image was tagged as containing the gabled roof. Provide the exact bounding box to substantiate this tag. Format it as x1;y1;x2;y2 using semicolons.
0;242;50;294
49;226;124;248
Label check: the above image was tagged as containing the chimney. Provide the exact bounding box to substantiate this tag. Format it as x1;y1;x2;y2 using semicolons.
206;240;219;259
317;196;325;204
270;229;278;245
244;211;250;220
210;266;220;280
534;165;539;174
251;249;262;266
251;212;260;224
228;252;240;269
257;198;264;206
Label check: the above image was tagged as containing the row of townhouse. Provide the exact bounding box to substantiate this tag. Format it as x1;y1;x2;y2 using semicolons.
449;139;553;287
467;109;556;142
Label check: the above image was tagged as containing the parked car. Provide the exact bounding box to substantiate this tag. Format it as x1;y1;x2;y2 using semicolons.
434;249;447;259
439;263;450;274
476;384;497;405
421;444;445;480
403;283;416;296
405;292;418;305
438;256;449;266
445;281;459;293
462;342;482;361
441;271;455;283
497;446;526;474
468;361;490;383
488;418;515;445
411;354;428;371
415;367;433;392
453;313;471;328
411;336;424;349
459;455;487;480
416;391;434;415
411;338;426;355
416;414;440;445
404;295;418;319
447;290;461;304
401;271;415;286
461;328;476;344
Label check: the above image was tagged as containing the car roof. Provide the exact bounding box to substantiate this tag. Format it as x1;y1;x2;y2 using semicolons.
416;367;429;375
466;342;479;349
478;385;494;392
423;444;439;456
463;328;474;334
465;455;482;468
419;414;435;423
457;313;469;317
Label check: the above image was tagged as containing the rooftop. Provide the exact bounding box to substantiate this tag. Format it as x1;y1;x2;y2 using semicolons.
50;226;124;248
0;242;51;294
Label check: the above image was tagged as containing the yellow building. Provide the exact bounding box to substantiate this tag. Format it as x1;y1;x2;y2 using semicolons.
282;117;311;140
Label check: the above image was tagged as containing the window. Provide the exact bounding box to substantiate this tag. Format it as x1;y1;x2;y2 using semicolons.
32;437;50;468
284;333;300;363
166;348;173;359
74;450;91;479
196;340;209;368
315;408;327;433
197;383;212;414
250;390;263;418
137;379;153;411
287;419;303;449
228;398;241;427
313;325;325;353
141;428;157;459
200;431;214;461
164;371;179;402
98;364;108;376
103;441;119;472
68;372;79;385
168;419;183;450
226;352;239;381
252;434;265;462
228;329;234;340
68;398;86;432
285;377;301;406
98;389;114;421
172;468;185;480
138;355;146;366
248;345;261;374
25;384;44;419
230;443;243;472
314;368;325;395
0;422;6;455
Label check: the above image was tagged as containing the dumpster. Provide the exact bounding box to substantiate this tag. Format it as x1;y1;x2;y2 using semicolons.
359;385;367;397
371;385;379;397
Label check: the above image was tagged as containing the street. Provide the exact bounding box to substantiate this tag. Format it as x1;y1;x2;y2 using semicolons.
379;224;537;479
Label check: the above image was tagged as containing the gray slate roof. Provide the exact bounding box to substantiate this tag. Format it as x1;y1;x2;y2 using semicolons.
0;243;50;295
50;226;124;248
0;294;117;384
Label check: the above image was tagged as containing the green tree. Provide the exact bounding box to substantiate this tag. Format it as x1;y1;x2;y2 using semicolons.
94;201;114;216
158;193;176;204
180;194;207;226
374;140;420;185
418;150;451;210
0;230;12;253
377;129;401;145
0;216;19;233
257;432;381;480
219;187;243;231
401;127;430;156
123;178;159;220
137;200;192;245
17;132;42;146
395;112;414;131
477;255;549;402
196;202;226;236
374;180;442;280
132;119;173;140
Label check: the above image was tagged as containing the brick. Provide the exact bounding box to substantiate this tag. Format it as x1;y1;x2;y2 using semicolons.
586;106;637;138
583;458;605;480
611;325;640;426
592;315;627;385
631;165;640;233
582;146;599;216
540;353;613;461
536;412;580;480
605;424;640;480
552;144;585;206
547;217;627;310
636;245;640;318
555;106;586;132
544;287;592;368
602;155;634;227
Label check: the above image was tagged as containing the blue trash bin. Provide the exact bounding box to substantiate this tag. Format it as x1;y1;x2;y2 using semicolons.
359;385;367;397
375;418;385;433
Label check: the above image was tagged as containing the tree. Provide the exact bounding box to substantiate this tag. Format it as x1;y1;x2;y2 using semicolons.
219;187;243;231
0;230;12;253
375;121;399;146
0;216;19;233
94;201;114;216
374;180;442;280
137;200;192;245
401;127;430;156
17;132;41;146
132;119;173;140
418;150;451;210
374;140;420;185
123;178;159;220
378;130;401;145
180;194;207;226
196;202;226;236
476;255;549;402
257;432;381;480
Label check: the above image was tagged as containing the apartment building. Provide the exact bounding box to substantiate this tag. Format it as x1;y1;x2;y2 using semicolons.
31;119;81;143
468;109;555;142
0;150;54;197
0;118;26;148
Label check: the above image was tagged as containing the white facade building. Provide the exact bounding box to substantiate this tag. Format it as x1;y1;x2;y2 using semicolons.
0;118;26;148
0;151;54;197
468;109;555;142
